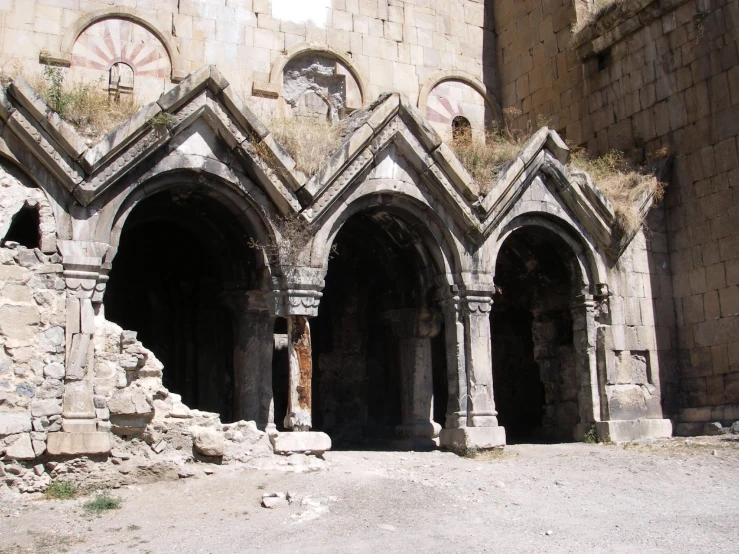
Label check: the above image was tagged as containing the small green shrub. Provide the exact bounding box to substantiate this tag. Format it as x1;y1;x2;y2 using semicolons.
44;480;79;500
83;492;122;515
583;426;599;444
149;112;174;129
5;65;140;144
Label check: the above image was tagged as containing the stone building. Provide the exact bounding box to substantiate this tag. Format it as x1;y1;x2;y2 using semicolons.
0;0;736;469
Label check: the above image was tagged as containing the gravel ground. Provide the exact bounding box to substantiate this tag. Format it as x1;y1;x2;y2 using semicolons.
1;437;738;554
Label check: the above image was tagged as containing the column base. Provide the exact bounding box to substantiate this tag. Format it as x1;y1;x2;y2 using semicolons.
594;419;673;442
46;432;112;456
270;431;332;455
440;426;507;453
395;420;442;439
61;419;97;433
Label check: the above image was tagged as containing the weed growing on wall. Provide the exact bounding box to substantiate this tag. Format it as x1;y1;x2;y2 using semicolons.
248;210;314;266
569;148;667;235
447;107;529;195
572;0;625;34
3;64;140;145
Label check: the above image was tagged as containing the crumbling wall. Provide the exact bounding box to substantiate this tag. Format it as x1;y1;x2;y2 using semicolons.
0;244;66;465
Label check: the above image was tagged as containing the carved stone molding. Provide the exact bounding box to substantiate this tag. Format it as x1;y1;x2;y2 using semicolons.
266;266;324;318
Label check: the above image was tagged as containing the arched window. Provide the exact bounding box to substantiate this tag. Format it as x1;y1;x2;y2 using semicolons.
109;62;134;101
451;116;472;143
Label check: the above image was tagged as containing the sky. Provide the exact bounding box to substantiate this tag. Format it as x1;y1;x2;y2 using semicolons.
271;0;330;27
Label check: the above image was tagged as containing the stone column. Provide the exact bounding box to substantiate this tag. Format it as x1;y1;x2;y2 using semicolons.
463;294;498;427
223;290;275;431
439;288;506;452
47;240;112;456
570;294;600;437
285;315;313;431
438;287;467;430
265;266;331;454
384;309;442;440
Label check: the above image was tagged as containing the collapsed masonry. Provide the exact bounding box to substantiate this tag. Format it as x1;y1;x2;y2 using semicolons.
0;66;676;492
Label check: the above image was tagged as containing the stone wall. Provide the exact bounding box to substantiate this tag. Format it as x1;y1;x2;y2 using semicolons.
493;0;739;430
0;0;499;119
0;243;66;463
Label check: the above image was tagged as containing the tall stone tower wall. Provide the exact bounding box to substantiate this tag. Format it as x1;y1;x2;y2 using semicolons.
494;0;739;430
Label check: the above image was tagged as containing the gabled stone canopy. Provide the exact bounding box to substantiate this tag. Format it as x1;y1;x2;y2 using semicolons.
0;64;676;463
0;65;657;264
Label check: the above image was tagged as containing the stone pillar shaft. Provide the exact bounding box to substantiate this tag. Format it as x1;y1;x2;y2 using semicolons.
385;309;442;439
570;295;600;426
285;315;313;431
440;295;468;429
463;296;498;427
232;309;275;429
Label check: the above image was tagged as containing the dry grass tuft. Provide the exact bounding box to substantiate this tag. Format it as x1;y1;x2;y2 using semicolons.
448;132;523;195
447;107;532;195
569;148;666;234
2;64;139;145
263;117;344;176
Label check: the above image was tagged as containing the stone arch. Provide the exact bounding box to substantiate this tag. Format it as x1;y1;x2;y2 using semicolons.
101;165;280;422
41;8;186;82
256;42;368;110
308;186;462;445
492;198;608;290
94;156;276;263
310;182;465;285
418;70;503;141
490;211;603;442
494;213;597;295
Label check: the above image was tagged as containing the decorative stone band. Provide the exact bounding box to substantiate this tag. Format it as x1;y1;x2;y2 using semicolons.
570;294;598;311
265;288;323;318
463;295;494;314
266;266;325;317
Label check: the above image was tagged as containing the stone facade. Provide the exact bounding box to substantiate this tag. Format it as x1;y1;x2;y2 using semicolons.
494;0;739;432
0;0;736;485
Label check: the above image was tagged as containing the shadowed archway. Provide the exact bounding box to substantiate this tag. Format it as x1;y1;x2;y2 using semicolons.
492;225;586;443
310;209;448;449
105;190;260;422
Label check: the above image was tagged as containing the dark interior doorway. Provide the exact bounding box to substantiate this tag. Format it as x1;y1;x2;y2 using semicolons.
3;206;39;249
105;190;257;422
492;226;578;443
311;210;447;448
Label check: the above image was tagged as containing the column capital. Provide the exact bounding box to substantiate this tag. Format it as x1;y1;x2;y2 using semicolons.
381;308;442;338
437;285;494;315
570;294;597;311
59;240;110;300
266;266;324;317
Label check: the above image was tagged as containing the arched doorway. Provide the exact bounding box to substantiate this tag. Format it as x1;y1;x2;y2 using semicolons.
491;225;586;443
311;209;448;448
105;189;261;422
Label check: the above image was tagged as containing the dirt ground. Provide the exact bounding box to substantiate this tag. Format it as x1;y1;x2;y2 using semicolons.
1;437;738;554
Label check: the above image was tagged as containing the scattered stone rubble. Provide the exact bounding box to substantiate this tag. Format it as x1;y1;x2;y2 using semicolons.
1;316;321;494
